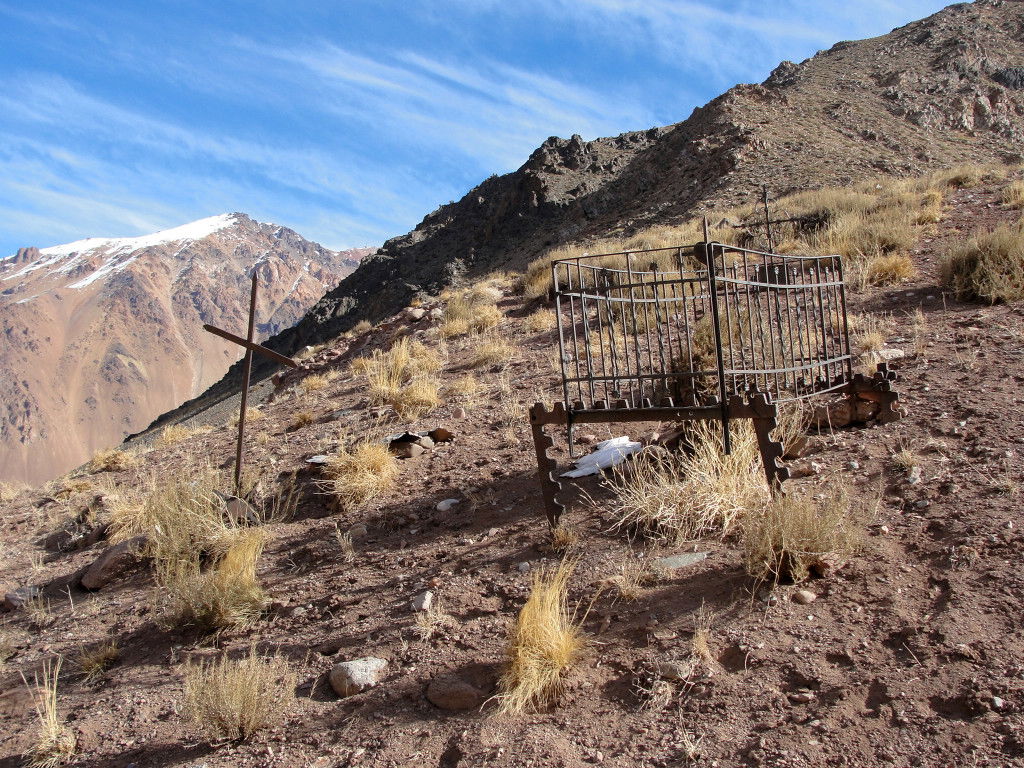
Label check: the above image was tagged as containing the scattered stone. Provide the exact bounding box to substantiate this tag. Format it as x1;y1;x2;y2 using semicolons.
436;498;461;512
993;696;1006;710
852;398;880;422
412;591;434;612
788;691;816;704
414;435;435;450
576;433;598;445
874;348;906;363
306;455;330;465
847;460;860;471
517;562;532;573
426;674;488;711
406;307;427;321
654;552;709;571
2;585;42;612
391;442;425;459
429;427;454;443
428;308;444;321
213;491;260;525
329;657;388;697
906;466;923;485
651;660;694;682
452;407;467;419
81;536;148;591
793;590;817;605
349;523;368;539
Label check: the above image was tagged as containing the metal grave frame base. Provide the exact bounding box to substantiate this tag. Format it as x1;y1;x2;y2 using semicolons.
528;240;904;527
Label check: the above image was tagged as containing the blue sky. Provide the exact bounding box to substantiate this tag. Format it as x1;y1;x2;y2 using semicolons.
0;0;951;256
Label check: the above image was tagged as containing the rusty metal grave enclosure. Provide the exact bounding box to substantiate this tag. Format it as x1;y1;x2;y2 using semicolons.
529;240;904;526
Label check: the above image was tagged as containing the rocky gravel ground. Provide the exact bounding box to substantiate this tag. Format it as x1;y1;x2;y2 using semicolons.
1;182;1023;767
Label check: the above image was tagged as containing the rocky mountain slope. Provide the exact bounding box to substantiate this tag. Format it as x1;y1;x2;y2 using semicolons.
0;172;1021;767
0;214;370;485
323;0;1024;299
175;0;1023;410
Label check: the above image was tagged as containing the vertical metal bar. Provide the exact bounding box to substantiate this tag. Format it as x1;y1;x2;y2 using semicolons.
235;272;258;494
553;262;572;409
650;261;670;399
837;257;854;382
763;185;775;254
704;241;732;455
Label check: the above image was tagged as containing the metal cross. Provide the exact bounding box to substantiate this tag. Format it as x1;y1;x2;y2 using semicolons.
203;273;298;492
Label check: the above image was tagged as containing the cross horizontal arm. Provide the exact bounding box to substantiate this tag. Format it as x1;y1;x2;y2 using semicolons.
202;324;299;368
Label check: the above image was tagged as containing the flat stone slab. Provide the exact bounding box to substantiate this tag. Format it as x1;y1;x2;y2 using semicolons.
655;552;709;571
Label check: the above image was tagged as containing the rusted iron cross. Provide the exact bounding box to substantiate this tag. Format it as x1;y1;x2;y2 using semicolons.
203;273;298;492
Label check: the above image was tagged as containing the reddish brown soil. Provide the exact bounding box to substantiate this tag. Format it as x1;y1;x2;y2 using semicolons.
1;180;1023;768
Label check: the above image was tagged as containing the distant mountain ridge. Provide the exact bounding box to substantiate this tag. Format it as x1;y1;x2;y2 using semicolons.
146;0;1024;431
0;213;372;485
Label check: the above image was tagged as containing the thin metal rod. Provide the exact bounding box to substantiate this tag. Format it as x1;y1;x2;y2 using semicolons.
235;272;258;494
763;185;775;253
703;241;732;454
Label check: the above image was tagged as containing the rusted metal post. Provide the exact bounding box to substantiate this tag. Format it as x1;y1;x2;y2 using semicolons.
763;185;775;253
235;273;258;493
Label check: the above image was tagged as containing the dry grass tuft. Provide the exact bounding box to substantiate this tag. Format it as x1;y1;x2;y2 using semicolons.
352;319;373;335
742;483;860;584
862;252;917;286
498;560;585;714
439;283;504;338
1002;180;1024;209
525;309;557;333
158;528;269;632
891;438;921;471
849;313;887;356
609;557;657;602
183;647;296;742
23;658;76;768
608;422;768;542
690;604;716;668
298;371;337;394
108;466;271;631
354;336;444;419
289;410;315;430
87;448;138;473
445;374;481;406
469;334;516;369
549;524;578;553
0;481;24;504
413;598;451;641
74;640;119;683
940;224;1024;303
154;423;211;449
333;522;356;563
322;441;399;512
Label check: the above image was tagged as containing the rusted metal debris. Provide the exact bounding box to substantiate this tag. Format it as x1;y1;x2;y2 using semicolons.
529;238;904;526
202;273;298;493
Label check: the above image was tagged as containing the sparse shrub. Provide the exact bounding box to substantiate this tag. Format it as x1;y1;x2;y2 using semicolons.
772;402;809;459
470;334;516;369
498;560;584;714
742;483;860;584
849;313;887;356
74;640;119;682
230;407;265;427
23;658;76;768
352;319;373;335
323;441;399;511
608;421;768;542
609;557;656;602
891;438;921;471
183;648;295;741
87;449;138;474
1002;180;1024;209
354;336;444;419
333;523;356;563
525;309;557;333
940;224;1024;303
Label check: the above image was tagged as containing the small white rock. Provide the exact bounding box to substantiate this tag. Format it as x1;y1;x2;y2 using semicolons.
412;590;434;612
329;657;388;697
793;589;817;605
517;562;531;573
436;498;461;512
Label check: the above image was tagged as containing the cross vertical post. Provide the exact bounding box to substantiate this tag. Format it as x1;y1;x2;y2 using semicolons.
235;273;259;493
202;274;298;497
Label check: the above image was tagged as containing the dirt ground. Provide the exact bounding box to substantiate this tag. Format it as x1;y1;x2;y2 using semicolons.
1;180;1023;768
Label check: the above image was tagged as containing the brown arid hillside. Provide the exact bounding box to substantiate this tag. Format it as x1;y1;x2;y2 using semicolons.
0;214;370;486
0;166;1022;767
